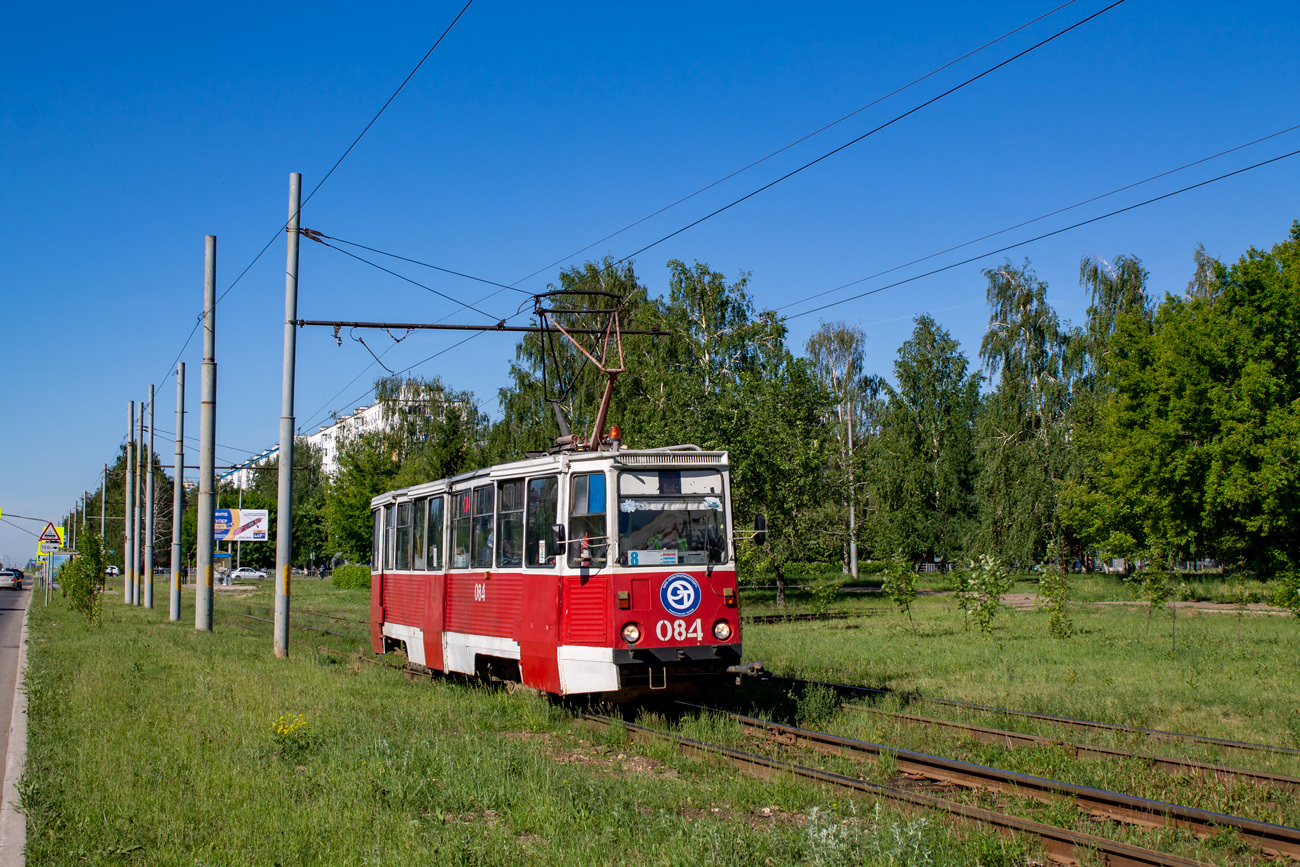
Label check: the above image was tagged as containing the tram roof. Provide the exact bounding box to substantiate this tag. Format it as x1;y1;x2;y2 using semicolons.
371;445;729;508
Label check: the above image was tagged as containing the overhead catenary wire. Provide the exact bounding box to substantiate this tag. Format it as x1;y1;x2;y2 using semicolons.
151;0;477;393
785;146;1300;320
510;0;1083;287
276;5;1096;432
777;121;1300;315
299;231;503;321
613;0;1129;267
302;230;529;295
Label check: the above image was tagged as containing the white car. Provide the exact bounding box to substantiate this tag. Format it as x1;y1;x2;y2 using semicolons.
228;567;268;581
0;569;21;590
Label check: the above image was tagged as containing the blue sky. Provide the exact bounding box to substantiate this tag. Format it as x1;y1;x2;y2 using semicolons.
3;0;1299;563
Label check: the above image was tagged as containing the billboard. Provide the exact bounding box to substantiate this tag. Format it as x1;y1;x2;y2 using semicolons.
214;509;269;542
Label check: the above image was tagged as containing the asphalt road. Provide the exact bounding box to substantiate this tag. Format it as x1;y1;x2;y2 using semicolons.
0;582;28;866
0;586;28;773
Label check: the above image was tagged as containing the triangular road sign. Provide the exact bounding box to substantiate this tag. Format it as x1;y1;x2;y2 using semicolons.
39;523;61;543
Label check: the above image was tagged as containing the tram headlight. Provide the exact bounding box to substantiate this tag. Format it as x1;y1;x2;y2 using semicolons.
712;620;732;641
621;622;642;645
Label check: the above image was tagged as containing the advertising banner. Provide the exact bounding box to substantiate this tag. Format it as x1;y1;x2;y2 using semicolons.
214;509;269;542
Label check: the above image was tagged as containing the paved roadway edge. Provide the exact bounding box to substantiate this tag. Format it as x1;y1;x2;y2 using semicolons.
0;598;30;865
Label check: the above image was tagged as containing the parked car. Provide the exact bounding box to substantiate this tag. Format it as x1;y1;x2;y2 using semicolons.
228;567;268;581
105;565;120;577
0;569;23;590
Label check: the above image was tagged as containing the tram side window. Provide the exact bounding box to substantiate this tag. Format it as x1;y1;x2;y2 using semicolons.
452;491;472;569
569;472;608;568
525;476;558;568
395;502;412;571
384;504;396;572
371;509;382;570
413;498;427;571
472;485;495;568
427;495;444;571
497;480;524;568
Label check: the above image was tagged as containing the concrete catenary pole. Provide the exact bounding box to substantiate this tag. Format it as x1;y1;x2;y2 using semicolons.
101;464;106;539
134;403;143;605
145;384;156;609
171;362;185;622
196;235;217;632
125;401;135;604
274;172;301;659
847;400;858;582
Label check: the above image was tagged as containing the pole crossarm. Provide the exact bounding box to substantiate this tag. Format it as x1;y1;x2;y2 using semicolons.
296;319;667;336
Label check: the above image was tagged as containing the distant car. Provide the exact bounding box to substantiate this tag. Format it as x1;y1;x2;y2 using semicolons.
105;565;120;577
0;569;22;591
228;567;268;581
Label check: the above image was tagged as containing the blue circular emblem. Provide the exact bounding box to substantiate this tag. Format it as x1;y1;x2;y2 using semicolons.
660;573;701;617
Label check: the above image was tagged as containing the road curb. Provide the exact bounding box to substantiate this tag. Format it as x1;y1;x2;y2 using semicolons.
0;599;30;866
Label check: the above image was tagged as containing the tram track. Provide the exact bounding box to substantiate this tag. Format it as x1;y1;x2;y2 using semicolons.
687;706;1300;860
765;675;1300;759
839;704;1300;795
581;713;1212;867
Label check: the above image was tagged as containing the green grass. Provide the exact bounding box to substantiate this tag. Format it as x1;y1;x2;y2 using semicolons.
742;584;1300;754
23;580;1034;866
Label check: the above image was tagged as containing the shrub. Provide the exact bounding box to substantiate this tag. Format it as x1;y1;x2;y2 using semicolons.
956;555;1012;634
809;574;841;614
1273;569;1300;618
331;564;371;590
882;551;918;634
59;533;106;625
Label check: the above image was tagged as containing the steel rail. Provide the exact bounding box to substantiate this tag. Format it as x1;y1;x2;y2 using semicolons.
695;707;1300;860
581;714;1209;867
842;705;1300;795
766;675;1300;758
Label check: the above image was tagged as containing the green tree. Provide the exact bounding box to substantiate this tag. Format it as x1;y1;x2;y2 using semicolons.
975;261;1078;568
869;315;980;563
1078;222;1300;570
731;356;834;607
806;322;870;578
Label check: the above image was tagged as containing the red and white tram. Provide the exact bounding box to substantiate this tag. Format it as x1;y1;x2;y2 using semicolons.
369;442;742;698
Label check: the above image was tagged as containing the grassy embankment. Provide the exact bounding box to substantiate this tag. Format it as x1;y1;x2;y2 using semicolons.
23;580;1033;866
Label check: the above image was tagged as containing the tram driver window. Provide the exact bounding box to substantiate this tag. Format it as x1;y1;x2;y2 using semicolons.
497;480;524;568
371;509;382;570
525;476;558;568
617;469;728;566
569;472;608;568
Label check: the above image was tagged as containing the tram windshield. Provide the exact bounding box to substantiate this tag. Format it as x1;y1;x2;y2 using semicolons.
617;469;727;566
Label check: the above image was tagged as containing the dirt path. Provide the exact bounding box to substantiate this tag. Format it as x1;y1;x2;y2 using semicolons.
999;591;1289;616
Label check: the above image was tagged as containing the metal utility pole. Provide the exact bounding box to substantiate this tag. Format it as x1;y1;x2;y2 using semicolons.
134;404;144;606
125;401;135;604
145;384;156;609
274;172;301;659
101;464;106;538
171;362;185;622
196;235;217;632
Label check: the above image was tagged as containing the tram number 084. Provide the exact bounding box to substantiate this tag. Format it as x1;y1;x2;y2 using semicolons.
655;619;703;642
